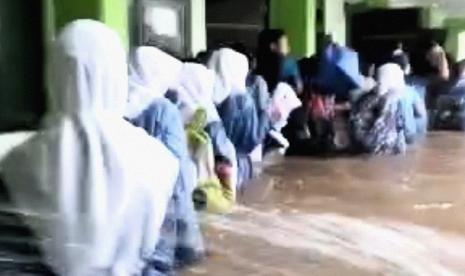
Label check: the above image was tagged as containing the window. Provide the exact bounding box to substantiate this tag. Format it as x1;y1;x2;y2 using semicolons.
133;0;190;58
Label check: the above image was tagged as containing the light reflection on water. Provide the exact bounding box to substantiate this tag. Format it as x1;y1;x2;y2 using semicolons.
187;133;465;275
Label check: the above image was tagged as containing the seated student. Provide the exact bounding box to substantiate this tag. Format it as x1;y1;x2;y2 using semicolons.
400;85;428;143
391;54;428;143
0;20;180;275
208;48;271;188
125;47;205;274
350;63;407;155
435;59;465;130
230;43;271;119
231;43;273;162
176;63;236;214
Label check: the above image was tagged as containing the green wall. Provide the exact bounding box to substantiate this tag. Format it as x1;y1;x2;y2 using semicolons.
269;0;316;57
421;6;445;29
49;0;205;54
445;18;465;61
48;0;128;46
101;0;129;47
53;0;101;32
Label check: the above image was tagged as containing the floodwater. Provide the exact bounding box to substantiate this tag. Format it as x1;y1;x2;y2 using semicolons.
185;132;465;276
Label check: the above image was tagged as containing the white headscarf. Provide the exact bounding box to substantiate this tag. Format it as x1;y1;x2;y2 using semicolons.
377;63;406;96
207;48;249;104
125;46;183;119
176;63;220;124
0;20;179;276
270;83;302;131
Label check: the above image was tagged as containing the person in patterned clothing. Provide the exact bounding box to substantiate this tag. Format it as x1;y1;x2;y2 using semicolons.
351;63;407;155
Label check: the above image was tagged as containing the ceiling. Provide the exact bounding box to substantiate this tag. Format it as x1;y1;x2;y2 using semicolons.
346;0;465;18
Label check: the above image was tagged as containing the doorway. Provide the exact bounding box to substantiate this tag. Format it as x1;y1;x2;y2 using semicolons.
206;0;268;50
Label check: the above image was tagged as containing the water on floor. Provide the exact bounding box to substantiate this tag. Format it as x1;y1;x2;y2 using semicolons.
185;132;465;276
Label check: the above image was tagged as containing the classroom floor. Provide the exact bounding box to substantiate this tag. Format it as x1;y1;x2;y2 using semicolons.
185;132;465;276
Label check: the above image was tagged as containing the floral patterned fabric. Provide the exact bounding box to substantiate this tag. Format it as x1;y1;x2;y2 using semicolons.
350;91;406;155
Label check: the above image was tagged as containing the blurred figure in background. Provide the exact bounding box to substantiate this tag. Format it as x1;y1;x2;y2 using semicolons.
392;41;411;76
435;59;465;130
0;20;179;275
256;29;303;94
426;40;450;81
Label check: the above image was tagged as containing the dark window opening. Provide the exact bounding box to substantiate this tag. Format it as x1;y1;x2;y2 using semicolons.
0;0;46;132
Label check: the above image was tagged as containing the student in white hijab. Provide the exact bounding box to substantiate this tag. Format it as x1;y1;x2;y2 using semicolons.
378;63;427;143
126;47;205;273
377;63;406;96
351;63;407;155
0;20;179;276
208;48;249;105
176;62;220;124
208;48;271;188
125;46;183;119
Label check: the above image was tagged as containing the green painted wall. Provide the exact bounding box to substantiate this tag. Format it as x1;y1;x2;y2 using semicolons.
445;18;465;61
49;0;128;46
269;0;316;57
421;6;445;29
53;0;101;32
49;0;204;54
101;0;129;47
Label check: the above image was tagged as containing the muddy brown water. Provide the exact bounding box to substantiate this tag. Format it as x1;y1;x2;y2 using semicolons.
184;132;465;276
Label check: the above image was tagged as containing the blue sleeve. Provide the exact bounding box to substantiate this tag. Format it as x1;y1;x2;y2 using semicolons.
218;95;270;154
161;100;189;160
283;58;303;92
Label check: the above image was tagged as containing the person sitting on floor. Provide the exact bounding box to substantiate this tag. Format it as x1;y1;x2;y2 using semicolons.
125;47;205;274
350;63;407;155
208;48;271;189
256;29;303;94
0;20;180;275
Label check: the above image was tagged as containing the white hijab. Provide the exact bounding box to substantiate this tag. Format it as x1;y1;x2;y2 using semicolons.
176;63;220;124
377;63;406;96
0;20;179;276
125;46;183;119
207;48;249;105
270;83;302;131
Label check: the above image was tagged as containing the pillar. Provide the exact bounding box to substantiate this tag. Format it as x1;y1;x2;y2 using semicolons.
269;0;316;57
324;0;346;46
190;0;207;56
445;19;465;61
101;0;129;48
421;6;445;29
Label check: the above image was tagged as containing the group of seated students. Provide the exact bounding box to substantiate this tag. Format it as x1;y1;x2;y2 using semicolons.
0;21;301;275
1;20;464;275
283;37;465;157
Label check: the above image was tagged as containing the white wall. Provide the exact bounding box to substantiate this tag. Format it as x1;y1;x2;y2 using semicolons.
0;132;34;161
189;0;206;56
324;0;346;46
